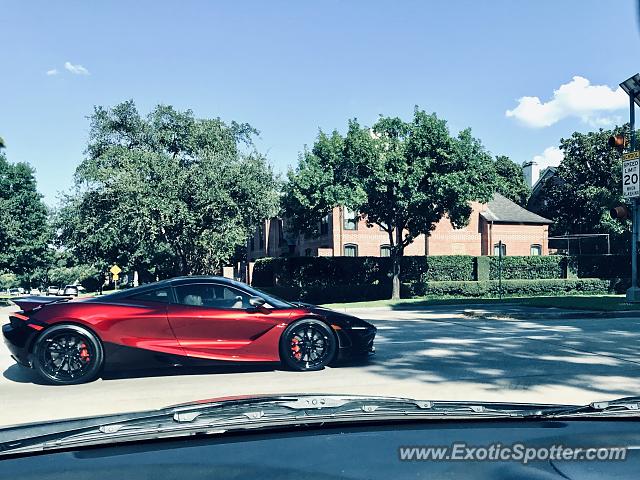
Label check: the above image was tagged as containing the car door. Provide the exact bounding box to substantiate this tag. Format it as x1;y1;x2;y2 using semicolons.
166;281;289;362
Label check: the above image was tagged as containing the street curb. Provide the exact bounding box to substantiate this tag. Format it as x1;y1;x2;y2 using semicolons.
464;308;640;321
324;304;640;319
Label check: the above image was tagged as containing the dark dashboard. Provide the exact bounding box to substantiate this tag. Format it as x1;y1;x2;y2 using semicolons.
1;418;639;480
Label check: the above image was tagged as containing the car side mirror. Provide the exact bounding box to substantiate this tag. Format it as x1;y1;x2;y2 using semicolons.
249;296;266;307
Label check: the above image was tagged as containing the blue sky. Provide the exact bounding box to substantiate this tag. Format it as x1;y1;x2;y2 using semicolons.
1;0;638;206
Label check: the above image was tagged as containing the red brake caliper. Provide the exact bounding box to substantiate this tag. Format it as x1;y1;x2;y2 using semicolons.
79;342;90;362
291;337;302;360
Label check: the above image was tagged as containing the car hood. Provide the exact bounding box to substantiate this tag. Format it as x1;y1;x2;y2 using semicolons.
294;302;374;329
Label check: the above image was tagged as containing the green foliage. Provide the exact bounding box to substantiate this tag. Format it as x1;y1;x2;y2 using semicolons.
0;272;18;290
47;264;101;290
489;256;565;280
252;257;391;288
259;284;390;304
573;254;629;279
57;101;280;278
475;256;490;281
0;152;52;284
255;255;479;289
494;155;530;206
540;127;630;253
403;278;610;298
283;107;499;298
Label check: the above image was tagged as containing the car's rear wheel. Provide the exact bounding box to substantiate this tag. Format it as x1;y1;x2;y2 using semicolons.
33;324;104;385
280;319;337;371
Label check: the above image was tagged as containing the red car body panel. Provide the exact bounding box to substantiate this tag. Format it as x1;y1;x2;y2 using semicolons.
167;304;307;362
30;300;186;357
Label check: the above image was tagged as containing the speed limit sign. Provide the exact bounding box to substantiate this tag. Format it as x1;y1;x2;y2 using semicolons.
623;151;640;198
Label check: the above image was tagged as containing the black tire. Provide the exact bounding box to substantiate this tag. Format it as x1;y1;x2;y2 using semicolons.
279;319;337;371
33;324;104;385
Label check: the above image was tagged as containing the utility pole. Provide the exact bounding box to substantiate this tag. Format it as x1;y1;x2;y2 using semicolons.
616;74;640;302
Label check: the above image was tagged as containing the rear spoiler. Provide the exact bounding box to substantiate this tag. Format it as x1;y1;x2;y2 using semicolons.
10;295;72;312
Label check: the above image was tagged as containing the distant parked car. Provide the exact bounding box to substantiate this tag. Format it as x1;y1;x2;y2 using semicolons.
8;288;21;296
62;285;79;297
29;288;42;295
46;286;60;296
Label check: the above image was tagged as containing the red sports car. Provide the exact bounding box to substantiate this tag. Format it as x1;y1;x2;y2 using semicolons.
2;276;376;385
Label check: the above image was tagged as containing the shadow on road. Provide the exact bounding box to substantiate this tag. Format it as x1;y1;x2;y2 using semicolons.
357;308;640;398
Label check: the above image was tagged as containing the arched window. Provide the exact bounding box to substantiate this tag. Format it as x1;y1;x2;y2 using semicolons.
343;244;358;257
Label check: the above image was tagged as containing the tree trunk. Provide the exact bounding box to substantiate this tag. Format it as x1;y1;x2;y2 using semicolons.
391;225;403;300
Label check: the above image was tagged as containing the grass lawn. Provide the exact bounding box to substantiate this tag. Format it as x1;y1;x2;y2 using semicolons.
322;294;640;312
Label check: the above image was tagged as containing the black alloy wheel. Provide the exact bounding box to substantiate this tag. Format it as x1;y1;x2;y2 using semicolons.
280;319;337;371
33;324;104;385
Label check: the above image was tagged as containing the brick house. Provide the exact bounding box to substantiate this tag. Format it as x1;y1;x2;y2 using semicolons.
247;193;552;261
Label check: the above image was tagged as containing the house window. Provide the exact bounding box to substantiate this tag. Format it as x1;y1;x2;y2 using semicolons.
320;215;329;235
343;207;358;230
258;224;264;249
343;244;358;257
530;244;542;256
380;245;391;257
493;243;507;256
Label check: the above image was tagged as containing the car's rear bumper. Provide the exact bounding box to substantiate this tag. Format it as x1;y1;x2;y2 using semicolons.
2;322;37;367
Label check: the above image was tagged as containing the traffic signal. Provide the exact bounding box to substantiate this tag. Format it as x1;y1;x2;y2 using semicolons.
608;134;628;152
610;205;631;221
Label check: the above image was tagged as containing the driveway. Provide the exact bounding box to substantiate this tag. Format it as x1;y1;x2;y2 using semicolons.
1;304;639;427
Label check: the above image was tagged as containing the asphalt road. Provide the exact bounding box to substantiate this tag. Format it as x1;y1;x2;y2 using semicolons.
2;304;640;427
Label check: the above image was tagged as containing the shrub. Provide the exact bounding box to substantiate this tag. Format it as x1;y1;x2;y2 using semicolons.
424;255;475;281
573;255;630;279
489;256;564;280
403;278;609;298
259;283;391;304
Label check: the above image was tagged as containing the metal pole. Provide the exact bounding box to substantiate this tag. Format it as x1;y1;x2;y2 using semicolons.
631;94;638;294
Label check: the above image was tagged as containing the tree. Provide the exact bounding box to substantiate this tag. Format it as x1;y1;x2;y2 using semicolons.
494;155;530;206
0;151;51;286
283;108;498;299
57;101;279;278
540;126;629;253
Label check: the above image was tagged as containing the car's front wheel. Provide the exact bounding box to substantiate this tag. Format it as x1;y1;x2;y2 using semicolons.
280;319;337;371
33;324;104;385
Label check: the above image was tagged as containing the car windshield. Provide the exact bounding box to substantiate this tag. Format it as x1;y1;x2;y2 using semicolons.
2;0;640;465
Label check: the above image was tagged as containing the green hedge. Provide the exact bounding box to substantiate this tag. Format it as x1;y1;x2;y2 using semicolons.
253;255;476;288
573;255;630;279
489;256;564;280
403;278;610;298
258;284;391;304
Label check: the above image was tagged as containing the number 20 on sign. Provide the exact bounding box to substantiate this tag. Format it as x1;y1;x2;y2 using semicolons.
623;151;640;198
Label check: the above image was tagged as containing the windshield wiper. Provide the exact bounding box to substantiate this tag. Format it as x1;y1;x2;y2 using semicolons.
529;397;640;419
0;395;542;456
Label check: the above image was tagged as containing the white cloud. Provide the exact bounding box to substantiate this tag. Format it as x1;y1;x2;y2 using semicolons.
506;76;626;128
46;69;59;76
64;61;90;75
532;146;564;170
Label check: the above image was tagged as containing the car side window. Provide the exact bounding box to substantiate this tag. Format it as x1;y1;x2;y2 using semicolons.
174;283;251;310
129;288;170;304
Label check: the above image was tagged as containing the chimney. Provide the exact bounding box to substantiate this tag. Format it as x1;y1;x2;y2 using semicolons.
522;161;540;188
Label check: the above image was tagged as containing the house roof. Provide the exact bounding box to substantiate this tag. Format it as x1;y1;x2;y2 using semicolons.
480;193;553;224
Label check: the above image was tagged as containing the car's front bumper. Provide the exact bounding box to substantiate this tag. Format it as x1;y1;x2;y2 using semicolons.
2;322;37;367
335;325;377;361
